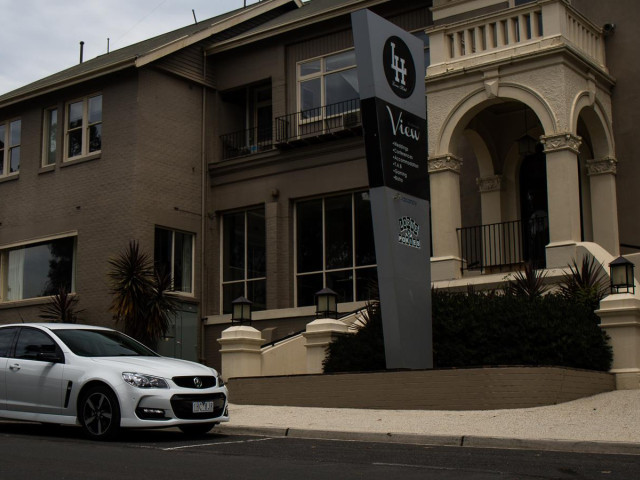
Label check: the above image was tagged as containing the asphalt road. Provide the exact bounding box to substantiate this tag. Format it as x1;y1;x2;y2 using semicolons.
0;422;638;480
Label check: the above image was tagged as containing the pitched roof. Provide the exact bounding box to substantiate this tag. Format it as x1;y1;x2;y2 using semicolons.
0;0;301;107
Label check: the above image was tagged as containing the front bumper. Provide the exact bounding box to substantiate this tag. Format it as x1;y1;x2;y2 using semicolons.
115;383;230;428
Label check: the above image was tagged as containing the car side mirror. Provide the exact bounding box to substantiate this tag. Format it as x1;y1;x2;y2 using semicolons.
37;351;64;364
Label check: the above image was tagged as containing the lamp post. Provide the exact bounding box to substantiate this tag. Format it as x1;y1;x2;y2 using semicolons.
231;296;253;324
609;256;635;294
315;288;338;319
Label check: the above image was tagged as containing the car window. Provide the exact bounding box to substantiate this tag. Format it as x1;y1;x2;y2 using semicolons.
0;327;18;357
54;329;159;357
14;328;60;361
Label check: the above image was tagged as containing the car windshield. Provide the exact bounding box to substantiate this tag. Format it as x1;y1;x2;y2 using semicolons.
54;329;159;357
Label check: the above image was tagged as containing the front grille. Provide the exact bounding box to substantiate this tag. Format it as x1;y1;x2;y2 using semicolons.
170;393;227;420
172;376;217;389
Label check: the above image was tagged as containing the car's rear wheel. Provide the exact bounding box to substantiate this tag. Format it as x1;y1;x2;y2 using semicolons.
178;422;215;436
78;385;121;441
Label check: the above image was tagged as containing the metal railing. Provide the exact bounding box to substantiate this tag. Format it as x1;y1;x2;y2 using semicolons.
219;124;273;160
275;98;361;144
457;216;548;273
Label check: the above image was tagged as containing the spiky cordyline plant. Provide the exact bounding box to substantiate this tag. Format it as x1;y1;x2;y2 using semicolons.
39;287;84;323
559;256;609;309
505;261;549;299
108;241;177;348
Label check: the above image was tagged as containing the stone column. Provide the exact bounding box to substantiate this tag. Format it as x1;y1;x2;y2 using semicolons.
303;318;348;374
477;175;505;266
541;133;582;268
218;325;263;381
587;157;620;256
597;293;640;390
428;154;463;280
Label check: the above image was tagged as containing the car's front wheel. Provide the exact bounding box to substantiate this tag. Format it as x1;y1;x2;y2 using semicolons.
78;385;121;441
178;422;215;436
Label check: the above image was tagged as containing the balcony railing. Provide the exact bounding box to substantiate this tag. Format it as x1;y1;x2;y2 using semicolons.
428;0;606;77
220;125;273;161
457;216;549;274
275;98;361;144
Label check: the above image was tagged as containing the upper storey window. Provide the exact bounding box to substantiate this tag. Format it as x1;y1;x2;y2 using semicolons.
0;119;21;177
65;94;102;160
298;50;358;117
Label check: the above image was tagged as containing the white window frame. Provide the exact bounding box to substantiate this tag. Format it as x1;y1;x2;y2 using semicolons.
64;93;102;161
42;107;58;167
154;227;195;296
297;48;358;121
293;191;377;307
0;233;78;303
0;118;21;177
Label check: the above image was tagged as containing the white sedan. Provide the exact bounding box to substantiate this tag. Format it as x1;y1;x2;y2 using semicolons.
0;323;229;440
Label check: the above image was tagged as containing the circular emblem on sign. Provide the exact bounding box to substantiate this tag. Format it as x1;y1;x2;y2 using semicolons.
383;36;415;99
193;377;203;388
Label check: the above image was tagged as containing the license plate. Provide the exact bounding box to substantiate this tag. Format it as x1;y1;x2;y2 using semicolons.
192;401;214;413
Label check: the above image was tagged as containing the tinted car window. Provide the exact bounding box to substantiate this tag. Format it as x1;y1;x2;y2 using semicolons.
0;327;18;357
54;329;158;357
14;328;60;360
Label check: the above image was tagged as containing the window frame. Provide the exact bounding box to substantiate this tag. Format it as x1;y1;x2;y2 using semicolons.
42;106;59;167
0;233;78;304
63;93;102;161
297;48;358;120
220;206;267;314
293;190;377;307
153;227;195;296
0;117;21;178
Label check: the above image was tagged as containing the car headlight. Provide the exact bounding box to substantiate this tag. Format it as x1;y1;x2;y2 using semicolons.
122;372;169;389
217;373;225;388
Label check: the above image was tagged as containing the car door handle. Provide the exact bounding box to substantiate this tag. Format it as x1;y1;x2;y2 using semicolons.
9;364;20;371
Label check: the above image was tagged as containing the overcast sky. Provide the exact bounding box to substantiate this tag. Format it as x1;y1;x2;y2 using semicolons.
0;0;272;96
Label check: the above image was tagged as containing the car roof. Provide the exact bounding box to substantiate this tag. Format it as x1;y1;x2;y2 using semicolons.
0;323;114;331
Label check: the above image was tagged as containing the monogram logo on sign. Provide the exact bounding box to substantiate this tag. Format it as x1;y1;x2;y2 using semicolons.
398;216;421;249
383;36;415;99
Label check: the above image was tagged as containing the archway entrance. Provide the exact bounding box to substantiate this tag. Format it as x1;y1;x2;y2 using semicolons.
519;144;549;268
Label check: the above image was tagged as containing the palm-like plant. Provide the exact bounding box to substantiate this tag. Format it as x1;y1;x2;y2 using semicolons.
505;262;549;298
559;256;609;309
39;287;84;323
108;241;177;348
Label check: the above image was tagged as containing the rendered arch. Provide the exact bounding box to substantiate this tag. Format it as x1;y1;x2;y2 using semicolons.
571;93;615;159
435;84;557;157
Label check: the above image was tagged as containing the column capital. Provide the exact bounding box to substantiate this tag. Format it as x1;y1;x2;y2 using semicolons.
587;157;617;176
476;174;502;193
428;154;462;174
540;133;582;154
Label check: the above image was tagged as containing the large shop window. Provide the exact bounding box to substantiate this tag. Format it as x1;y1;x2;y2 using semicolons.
222;207;266;314
0;236;76;302
154;228;194;294
298;50;359;117
0;118;21;177
65;94;102;160
295;191;377;307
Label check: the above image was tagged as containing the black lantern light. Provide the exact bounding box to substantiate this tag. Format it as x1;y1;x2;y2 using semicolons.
231;296;253;324
609;256;635;294
315;287;338;319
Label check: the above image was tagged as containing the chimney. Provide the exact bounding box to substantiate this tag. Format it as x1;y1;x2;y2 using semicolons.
79;41;85;64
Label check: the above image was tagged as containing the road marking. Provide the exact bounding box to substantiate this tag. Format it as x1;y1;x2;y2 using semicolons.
158;437;275;451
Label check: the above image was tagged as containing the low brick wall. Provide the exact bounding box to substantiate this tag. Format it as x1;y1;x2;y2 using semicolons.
226;367;615;410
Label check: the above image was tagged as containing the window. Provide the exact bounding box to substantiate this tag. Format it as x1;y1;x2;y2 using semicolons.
65;94;102;160
43;107;58;166
221;207;266;314
298;50;359;117
154;227;194;294
295;191;377;307
13;328;61;361
0;327;18;357
0;236;76;302
0;118;21;177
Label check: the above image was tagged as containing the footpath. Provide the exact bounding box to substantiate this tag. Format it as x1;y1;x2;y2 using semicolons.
217;390;640;455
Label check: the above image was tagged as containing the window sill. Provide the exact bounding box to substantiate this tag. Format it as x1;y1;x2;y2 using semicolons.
61;152;101;168
0;296;53;310
39;164;56;174
0;173;19;184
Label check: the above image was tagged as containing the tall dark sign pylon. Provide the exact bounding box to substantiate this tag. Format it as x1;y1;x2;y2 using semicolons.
352;9;432;369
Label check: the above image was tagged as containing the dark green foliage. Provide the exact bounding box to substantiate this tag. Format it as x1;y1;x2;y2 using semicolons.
504;262;549;298
39;287;84;323
558;257;609;310
322;302;386;373
108;241;177;348
432;289;612;371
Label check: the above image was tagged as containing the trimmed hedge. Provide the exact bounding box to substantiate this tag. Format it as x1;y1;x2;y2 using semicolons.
323;290;612;373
